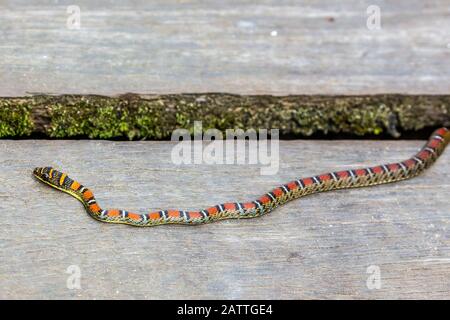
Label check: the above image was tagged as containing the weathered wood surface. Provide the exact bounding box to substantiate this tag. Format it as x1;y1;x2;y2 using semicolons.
0;0;449;96
0;140;449;299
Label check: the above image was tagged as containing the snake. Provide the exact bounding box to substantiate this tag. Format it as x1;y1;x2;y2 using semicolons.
33;127;449;227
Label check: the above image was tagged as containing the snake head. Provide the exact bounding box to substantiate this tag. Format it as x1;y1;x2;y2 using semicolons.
33;167;54;182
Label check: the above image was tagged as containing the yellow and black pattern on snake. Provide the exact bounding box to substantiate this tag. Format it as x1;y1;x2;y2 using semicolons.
33;127;449;227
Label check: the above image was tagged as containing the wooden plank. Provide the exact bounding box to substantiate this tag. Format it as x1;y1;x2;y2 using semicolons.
0;0;449;96
0;139;449;299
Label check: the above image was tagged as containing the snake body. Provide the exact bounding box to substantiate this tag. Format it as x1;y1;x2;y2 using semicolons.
33;127;449;227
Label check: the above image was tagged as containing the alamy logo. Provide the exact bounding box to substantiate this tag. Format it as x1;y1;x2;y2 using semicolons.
66;265;81;290
66;5;81;30
171;121;279;175
366;5;381;30
366;265;382;290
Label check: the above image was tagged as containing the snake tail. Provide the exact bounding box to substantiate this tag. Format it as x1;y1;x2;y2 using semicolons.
33;127;449;227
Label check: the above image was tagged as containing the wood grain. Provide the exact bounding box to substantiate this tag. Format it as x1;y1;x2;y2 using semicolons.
0;0;449;96
0;140;449;299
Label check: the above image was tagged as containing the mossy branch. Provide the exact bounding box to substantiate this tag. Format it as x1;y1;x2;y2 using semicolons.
0;94;449;139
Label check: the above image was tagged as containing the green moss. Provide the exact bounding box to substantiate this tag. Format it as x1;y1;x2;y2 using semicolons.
0;94;449;139
0;99;34;137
